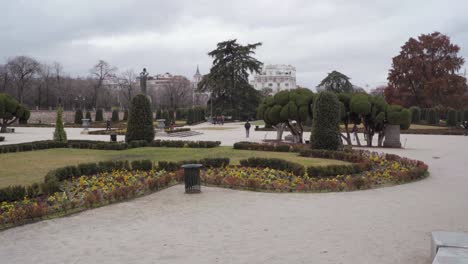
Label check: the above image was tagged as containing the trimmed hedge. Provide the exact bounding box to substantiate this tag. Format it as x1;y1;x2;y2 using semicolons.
307;164;364;178
158;158;230;172
299;149;366;163
239;157;305;176
427;108;439;125
233;141;294;152
165;128;191;134
0;139;221;154
446;108;457;127
409;106;421;124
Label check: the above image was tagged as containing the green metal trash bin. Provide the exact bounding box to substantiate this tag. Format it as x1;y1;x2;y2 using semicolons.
181;164;203;193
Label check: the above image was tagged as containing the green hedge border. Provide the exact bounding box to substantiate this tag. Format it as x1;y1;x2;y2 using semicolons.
0;139;221;154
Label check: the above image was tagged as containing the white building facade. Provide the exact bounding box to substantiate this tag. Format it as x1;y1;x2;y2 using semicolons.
251;64;297;93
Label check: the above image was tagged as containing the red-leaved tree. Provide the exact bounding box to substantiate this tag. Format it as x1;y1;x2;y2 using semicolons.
386;32;467;108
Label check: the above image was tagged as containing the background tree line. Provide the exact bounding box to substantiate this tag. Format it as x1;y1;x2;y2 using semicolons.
0;56;200;112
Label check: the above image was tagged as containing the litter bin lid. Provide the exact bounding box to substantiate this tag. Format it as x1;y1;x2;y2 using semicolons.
181;164;203;169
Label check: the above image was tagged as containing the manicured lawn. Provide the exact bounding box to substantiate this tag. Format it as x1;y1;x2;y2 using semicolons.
0;147;348;188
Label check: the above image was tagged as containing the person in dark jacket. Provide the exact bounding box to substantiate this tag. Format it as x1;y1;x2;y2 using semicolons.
244;120;251;138
462;121;468;136
106;119;111;131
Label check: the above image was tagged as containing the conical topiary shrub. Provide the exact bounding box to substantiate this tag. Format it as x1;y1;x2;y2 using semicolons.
53;106;67;143
85;111;92;122
74;109;83;124
125;94;154;143
95;109;104;122
310;91;341;150
111;109;119;122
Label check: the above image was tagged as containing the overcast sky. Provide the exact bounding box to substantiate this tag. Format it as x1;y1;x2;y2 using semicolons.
1;0;468;91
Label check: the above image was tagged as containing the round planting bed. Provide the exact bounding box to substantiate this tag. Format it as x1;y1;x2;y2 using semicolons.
0;149;428;230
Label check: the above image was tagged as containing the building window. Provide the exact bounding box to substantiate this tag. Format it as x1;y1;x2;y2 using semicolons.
268;83;273;87
285;83;289;86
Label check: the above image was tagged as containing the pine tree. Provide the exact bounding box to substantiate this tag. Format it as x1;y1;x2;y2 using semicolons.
53;106;67;143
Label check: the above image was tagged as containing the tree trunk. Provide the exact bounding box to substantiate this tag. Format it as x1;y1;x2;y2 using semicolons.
377;132;385;147
343;123;352;145
274;123;286;141
353;124;361;146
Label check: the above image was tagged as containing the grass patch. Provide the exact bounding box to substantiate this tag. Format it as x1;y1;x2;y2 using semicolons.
0;147;348;188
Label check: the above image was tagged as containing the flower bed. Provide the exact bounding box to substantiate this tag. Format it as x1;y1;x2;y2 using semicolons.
0;149;428;230
0;170;180;228
202;151;428;192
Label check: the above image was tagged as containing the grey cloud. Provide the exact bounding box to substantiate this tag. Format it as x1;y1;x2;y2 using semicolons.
1;0;468;90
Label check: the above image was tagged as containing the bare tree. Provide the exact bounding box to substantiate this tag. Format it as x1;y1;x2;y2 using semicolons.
90;60;116;109
118;69;136;108
0;64;10;93
6;56;40;104
36;63;55;109
161;76;192;110
53;62;63;106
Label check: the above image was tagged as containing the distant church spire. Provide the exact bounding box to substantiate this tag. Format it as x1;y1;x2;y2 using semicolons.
195;65;201;76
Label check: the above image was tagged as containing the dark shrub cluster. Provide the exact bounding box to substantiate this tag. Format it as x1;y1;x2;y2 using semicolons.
0;186;26;202
158;158;230;172
95;109;104;122
409;106;421;124
307;164;364;178
233;141;291;152
165;128;191;134
187;107;206;125
427;108;439;125
446;108;457;127
0;140;221;154
151;140;220;148
131;160;153;171
299;149;366;163
74;109;83;124
0;140;67;153
239;158;305;176
111;110;120;122
85;111;92;122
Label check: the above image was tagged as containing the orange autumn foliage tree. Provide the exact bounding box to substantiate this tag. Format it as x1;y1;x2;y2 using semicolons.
386;32;467;109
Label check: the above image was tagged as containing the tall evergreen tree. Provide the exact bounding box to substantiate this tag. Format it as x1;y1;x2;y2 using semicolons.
317;71;354;93
53;106;67;142
197;39;262;120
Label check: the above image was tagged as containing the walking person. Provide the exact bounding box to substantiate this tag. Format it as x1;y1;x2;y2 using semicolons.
244;120;251;138
462;121;468;136
106;119;111;131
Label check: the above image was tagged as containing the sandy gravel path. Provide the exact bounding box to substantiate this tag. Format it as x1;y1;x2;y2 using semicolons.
1;134;467;263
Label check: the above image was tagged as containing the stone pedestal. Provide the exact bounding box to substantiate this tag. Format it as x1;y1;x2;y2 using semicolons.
383;125;401;148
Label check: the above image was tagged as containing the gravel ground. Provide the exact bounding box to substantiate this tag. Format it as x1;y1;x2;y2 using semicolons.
0;127;467;263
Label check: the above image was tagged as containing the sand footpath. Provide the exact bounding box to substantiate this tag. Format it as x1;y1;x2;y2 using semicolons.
1;134;467;263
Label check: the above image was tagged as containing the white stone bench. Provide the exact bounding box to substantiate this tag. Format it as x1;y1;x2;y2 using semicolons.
432;231;468;263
